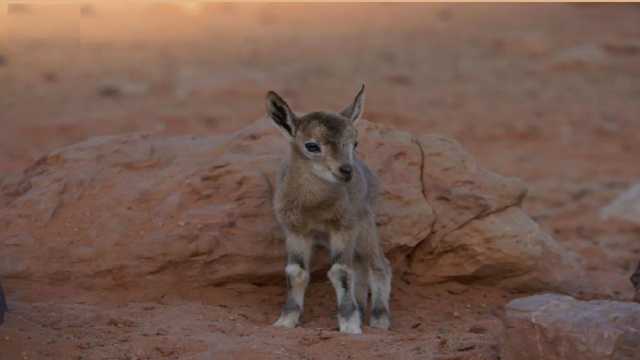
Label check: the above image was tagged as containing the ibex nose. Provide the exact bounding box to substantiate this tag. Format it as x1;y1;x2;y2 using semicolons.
338;164;353;182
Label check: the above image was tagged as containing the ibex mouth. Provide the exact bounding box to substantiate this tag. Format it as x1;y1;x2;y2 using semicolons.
338;164;353;182
336;173;352;183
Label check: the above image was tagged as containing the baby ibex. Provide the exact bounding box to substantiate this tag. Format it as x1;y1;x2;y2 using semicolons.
266;86;392;334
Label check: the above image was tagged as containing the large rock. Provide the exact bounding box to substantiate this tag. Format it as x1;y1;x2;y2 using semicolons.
502;294;640;360
0;119;579;292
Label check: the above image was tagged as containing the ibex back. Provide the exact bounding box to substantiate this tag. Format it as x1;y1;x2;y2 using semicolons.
267;86;392;334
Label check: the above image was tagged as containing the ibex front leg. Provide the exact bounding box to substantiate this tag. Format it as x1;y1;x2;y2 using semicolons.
274;233;312;328
328;231;362;334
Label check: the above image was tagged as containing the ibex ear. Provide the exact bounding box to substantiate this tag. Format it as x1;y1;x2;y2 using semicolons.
266;91;297;140
340;84;366;123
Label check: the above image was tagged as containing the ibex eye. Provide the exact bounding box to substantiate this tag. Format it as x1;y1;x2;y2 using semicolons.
354;141;359;149
304;142;321;153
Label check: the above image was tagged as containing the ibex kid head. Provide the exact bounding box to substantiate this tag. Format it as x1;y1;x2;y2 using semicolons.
266;85;365;183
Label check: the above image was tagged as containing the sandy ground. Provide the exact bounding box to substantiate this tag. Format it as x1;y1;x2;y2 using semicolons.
1;3;640;359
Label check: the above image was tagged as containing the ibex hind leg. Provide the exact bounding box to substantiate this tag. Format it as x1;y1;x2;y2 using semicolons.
368;254;391;330
365;222;391;330
358;215;391;330
353;252;369;323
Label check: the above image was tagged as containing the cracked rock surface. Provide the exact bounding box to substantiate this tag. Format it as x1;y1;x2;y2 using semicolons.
0;119;581;293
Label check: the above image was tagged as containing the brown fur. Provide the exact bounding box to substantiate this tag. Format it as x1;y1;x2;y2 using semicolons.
267;86;392;333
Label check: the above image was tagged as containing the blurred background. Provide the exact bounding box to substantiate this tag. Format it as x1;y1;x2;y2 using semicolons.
1;2;640;292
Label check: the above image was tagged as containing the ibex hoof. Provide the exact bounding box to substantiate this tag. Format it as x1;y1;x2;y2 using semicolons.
369;308;391;330
274;313;298;328
339;324;362;334
338;314;362;334
370;315;391;330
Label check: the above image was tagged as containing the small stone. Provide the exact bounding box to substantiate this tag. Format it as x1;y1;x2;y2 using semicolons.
97;85;122;98
468;325;488;334
456;344;476;352
502;294;640;360
445;282;469;295
97;80;148;98
42;72;58;83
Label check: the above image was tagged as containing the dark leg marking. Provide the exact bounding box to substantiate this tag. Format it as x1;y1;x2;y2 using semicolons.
371;302;389;319
357;304;365;322
289;253;306;270
337;272;357;319
339;300;358;320
283;296;301;314
330;252;344;266
340;271;349;291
